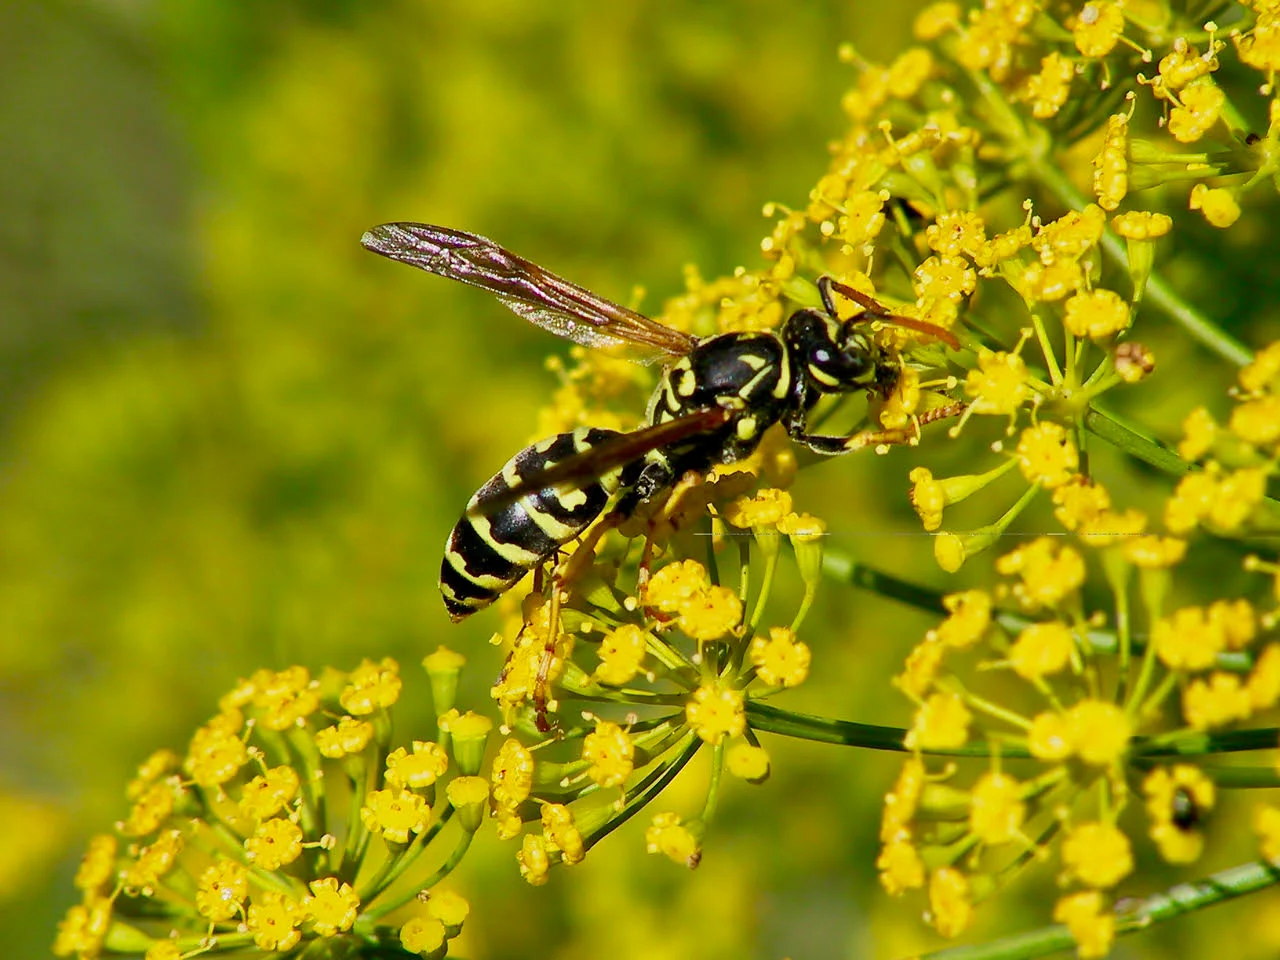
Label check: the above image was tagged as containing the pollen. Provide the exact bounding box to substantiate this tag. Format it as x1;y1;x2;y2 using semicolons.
928;867;974;938
1016;421;1080;488
1053;891;1116;959
969;771;1027;845
750;625;812;687
1067;700;1131;765
1073;2;1126;58
1183;672;1253;729
1189;183;1241;227
583;719;636;787
646;811;701;868
905;692;972;750
1061;821;1133;888
686;683;746;744
965;348;1031;415
303;877;360;936
594;623;650;685
1237;11;1280;74
1009;621;1075;680
1155;39;1220;96
340;657;403;715
1168;81;1225;142
1063;288;1131;339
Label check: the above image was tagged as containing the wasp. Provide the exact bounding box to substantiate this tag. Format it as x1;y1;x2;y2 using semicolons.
361;222;960;622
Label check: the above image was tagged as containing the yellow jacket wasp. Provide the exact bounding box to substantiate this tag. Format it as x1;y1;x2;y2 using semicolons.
360;222;959;622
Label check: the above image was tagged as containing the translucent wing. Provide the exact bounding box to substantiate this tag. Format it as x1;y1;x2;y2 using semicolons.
361;222;696;362
467;407;732;516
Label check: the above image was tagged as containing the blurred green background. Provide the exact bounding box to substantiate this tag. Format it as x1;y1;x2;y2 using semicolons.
7;2;1280;959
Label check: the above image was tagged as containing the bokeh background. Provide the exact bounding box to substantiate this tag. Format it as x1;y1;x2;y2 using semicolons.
7;2;1280;959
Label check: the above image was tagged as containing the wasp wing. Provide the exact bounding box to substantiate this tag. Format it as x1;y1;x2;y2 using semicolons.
467;408;732;517
361;222;696;362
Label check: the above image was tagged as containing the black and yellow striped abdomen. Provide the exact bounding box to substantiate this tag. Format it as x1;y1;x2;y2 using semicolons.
440;427;626;621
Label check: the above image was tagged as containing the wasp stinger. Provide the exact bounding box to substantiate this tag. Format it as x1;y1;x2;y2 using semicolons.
361;222;959;621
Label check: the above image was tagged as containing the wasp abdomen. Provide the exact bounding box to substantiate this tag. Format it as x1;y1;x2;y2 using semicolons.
439;427;626;621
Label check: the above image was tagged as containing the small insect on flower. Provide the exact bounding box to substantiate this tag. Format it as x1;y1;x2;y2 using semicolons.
360;223;962;624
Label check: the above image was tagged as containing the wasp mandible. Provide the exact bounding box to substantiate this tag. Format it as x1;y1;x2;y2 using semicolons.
361;223;959;621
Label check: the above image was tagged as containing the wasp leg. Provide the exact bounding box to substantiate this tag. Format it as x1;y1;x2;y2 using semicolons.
787;401;967;455
531;583;563;733
819;275;895;321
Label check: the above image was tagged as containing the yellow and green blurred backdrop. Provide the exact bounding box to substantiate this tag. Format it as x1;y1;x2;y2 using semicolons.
7;3;1280;959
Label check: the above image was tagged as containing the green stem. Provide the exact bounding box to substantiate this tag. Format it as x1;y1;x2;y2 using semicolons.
1083;407;1192;477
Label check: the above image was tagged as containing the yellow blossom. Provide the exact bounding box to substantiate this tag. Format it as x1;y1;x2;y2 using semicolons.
646;812;701;868
74;835;117;895
315;715;374;759
676;584;743;641
1034;205;1106;261
1094;114;1129;210
195;858;249;922
905;692;971;750
686;683;746;744
1184;672;1253;729
361;788;431;844
1190;183;1241;227
1067;700;1131;765
726;743;771;782
1122;535;1187;568
928;867;974;938
1144;765;1214;864
1016;421;1079;488
1024;51;1074;118
1009;621;1075;680
1062;821;1133;888
839;190;889;247
996;538;1086;608
247;892;302;953
1209;467;1268;531
965;349;1030;415
1063;289;1131;339
541;803;585;865
724;488;793;529
595;623;649;685
926;210;987;258
583;719;635;788
1253;803;1280;860
1248;644;1280;710
969;771;1026;845
252;666;320;731
1169;81;1225;142
1073;2;1126;58
1112;210;1172;239
1231;395;1280;449
914;2;960;40
303;877;360;936
645;559;712;613
1053;477;1111;530
1028;710;1073;760
1054;892;1116;959
914;255;976;302
340;657;402;715
1165;470;1218;533
878;837;926;894
1178;406;1218;460
385;741;449;790
400;916;447;957
244;817;303;871
933;590;992;648
750;626;811;687
1155;606;1226;672
909;467;947;530
517;833;550;885
1240;341;1280;395
896;639;944;699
